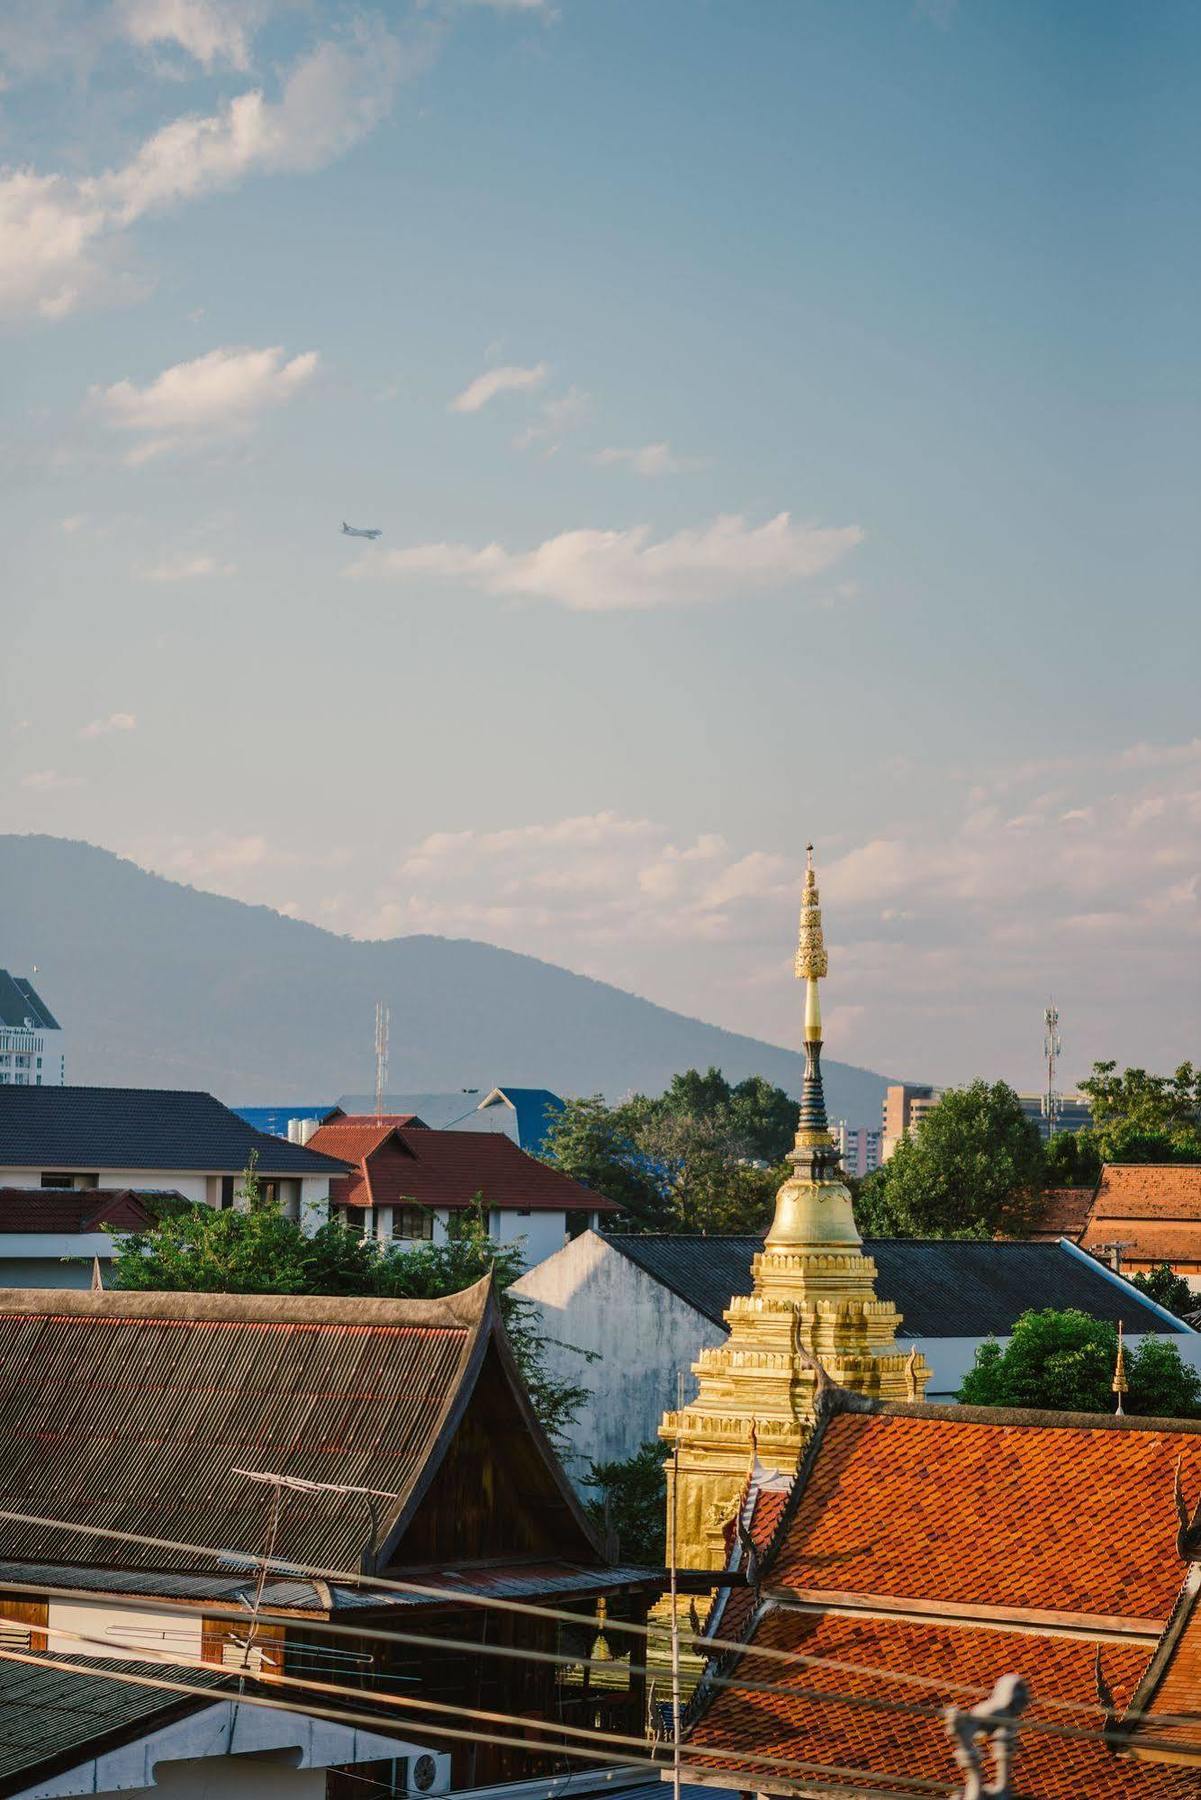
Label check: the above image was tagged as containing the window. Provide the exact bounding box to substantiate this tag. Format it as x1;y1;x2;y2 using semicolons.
392;1206;433;1242
41;1174;77;1190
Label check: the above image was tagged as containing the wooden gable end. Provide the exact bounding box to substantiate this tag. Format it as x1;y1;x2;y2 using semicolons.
390;1341;599;1567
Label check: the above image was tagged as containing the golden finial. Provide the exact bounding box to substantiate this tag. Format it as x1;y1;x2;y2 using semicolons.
794;843;829;981
1112;1321;1129;1416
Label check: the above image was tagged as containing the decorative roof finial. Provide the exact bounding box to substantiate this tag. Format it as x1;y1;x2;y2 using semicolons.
795;843;829;982
1112;1321;1129;1417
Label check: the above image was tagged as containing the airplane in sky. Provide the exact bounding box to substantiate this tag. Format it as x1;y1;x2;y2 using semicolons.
341;521;382;540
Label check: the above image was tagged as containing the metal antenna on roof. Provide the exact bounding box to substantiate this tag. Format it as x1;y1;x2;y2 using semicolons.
232;1469;405;1582
374;1000;390;1124
1042;1000;1062;1140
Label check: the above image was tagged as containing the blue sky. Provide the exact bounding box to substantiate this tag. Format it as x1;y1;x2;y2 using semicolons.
2;0;1198;1087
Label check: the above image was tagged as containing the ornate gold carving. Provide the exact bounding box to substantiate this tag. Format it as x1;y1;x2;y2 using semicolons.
794;844;829;980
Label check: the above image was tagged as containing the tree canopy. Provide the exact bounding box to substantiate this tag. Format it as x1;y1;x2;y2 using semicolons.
539;1066;794;1234
958;1308;1201;1417
581;1441;666;1565
1130;1263;1198;1321
1044;1062;1201;1187
111;1183;591;1444
855;1080;1044;1239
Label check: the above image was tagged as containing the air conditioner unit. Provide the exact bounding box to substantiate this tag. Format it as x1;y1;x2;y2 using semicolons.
390;1752;452;1796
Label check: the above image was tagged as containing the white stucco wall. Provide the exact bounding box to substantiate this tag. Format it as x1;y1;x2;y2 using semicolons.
0;1231;117;1289
0;1171;212;1204
512;1231;721;1484
489;1208;567;1270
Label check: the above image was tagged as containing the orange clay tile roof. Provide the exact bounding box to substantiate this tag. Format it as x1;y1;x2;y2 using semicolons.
767;1408;1201;1624
685;1607;1197;1799
706;1476;792;1646
1125;1567;1201;1765
1079;1165;1201;1270
1029;1186;1095;1240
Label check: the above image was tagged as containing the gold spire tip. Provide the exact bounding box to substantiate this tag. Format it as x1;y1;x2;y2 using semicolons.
795;842;829;981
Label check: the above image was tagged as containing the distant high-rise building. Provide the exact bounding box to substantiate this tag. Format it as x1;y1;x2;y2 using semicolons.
832;1119;883;1178
880;1080;1092;1160
0;971;64;1086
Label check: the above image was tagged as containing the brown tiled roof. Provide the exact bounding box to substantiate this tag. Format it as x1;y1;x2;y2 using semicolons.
1029;1186;1095;1240
767;1405;1201;1623
1124;1566;1201;1765
0;1282;494;1572
1079;1165;1201;1269
686;1608;1195;1799
307;1122;617;1215
0;1189;160;1233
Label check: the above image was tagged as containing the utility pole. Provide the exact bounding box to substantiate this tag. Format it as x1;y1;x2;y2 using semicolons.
1094;1240;1136;1280
1042;1001;1062;1140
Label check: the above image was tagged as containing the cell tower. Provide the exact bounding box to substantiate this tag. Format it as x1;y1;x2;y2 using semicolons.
373;999;390;1123
1042;1000;1062;1139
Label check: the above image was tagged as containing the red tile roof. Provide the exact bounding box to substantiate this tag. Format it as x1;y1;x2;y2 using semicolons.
1029;1186;1095;1240
1125;1567;1201;1765
306;1122;617;1216
768;1407;1201;1624
0;1188;159;1233
1080;1165;1201;1269
687;1608;1195;1799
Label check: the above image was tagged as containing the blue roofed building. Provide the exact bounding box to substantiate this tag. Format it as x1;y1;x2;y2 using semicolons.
329;1085;566;1154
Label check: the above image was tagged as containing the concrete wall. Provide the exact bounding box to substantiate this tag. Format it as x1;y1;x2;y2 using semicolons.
512;1231;721;1485
47;1598;203;1662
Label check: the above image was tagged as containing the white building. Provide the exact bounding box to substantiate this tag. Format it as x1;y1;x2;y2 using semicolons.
512;1230;1200;1485
0;1085;348;1238
831;1119;882;1178
0;970;64;1087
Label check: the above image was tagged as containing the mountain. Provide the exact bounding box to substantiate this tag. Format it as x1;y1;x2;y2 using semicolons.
0;835;891;1121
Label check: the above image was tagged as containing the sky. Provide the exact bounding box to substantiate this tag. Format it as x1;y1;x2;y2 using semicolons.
2;0;1198;1090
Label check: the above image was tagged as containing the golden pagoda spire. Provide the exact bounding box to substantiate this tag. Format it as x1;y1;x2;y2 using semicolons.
1113;1321;1129;1417
655;838;932;1577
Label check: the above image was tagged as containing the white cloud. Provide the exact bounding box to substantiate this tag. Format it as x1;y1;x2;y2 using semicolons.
513;384;591;452
354;510;864;611
80;711;137;738
594;442;699;477
450;362;549;413
0;23;407;323
20;769;83;790
141;552;237;579
92;344;318;460
115;0;273;71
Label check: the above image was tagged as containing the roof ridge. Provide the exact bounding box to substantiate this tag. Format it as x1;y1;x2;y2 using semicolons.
827;1390;1201;1433
0;1281;493;1330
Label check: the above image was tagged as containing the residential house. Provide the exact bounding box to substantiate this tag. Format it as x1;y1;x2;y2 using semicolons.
0;1278;662;1793
1078;1164;1201;1288
329;1087;566;1154
680;1390;1201;1798
0;972;64;1088
307;1117;615;1265
512;1229;1199;1481
0;1085;348;1233
0;1658;449;1800
0;1187;160;1288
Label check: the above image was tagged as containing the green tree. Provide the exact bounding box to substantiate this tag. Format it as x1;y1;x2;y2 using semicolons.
539;1095;663;1224
1044;1130;1102;1189
582;1441;666;1564
958;1308;1201;1417
1131;1263;1197;1320
112;1185;590;1445
855;1080;1044;1239
1080;1061;1201;1138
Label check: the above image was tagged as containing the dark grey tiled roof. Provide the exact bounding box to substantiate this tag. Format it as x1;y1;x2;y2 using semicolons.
0;1085;349;1174
0;973;58;1033
604;1235;1189;1338
0;1656;226;1790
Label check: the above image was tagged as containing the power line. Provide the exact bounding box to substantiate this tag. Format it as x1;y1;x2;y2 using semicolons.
0;1505;1192;1731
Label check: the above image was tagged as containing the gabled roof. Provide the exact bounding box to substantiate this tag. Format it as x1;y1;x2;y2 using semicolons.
330;1089;565;1152
0;1277;597;1574
0;1188;160;1233
683;1390;1201;1799
308;1122;617;1215
1123;1564;1201;1766
468;1088;565;1154
1080;1165;1201;1267
0;972;59;1032
603;1232;1188;1336
0;1657;227;1794
0;1085;350;1175
1031;1185;1095;1239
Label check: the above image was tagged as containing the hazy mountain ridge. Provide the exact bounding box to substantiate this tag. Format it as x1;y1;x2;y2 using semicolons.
1;835;891;1120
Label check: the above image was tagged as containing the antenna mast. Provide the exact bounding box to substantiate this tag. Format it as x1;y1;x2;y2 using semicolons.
1042;1000;1062;1139
374;1000;390;1123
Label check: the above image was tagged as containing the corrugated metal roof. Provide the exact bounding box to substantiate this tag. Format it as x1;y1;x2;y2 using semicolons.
0;1284;490;1572
0;1656;226;1788
0;1086;349;1175
604;1234;1187;1337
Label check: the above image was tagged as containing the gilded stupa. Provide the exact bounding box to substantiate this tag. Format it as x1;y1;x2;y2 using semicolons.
658;845;930;1571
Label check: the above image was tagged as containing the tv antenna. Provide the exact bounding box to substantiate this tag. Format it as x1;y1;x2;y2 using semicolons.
374;1000;390;1123
1042;1000;1062;1138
